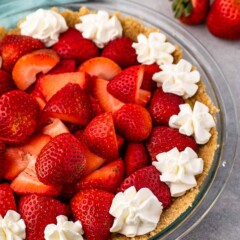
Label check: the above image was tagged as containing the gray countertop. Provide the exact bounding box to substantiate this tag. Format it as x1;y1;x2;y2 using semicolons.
131;1;240;239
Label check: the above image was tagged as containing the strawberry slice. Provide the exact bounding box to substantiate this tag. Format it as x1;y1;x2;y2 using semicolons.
48;59;76;74
3;134;51;180
39;72;90;101
107;65;151;106
12;49;60;90
0;141;5;181
93;78;124;113
0;34;44;71
76;158;124;193
78;57;122;80
43;83;94;125
116;135;125;149
84;112;119;160
0;69;16;96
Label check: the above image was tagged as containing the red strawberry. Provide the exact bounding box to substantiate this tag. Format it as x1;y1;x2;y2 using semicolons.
101;37;138;69
125;143;149;177
0;183;17;216
141;64;160;92
173;0;210;25
0;34;44;71
93;78;124;113
118;166;171;209
52;28;99;63
116;135;125;149
39;72;90;101
149;87;184;125
76;158;124;193
90;95;104;116
36;133;86;185
19;194;69;240
207;0;240;40
0;90;39;144
84;112;119;160
12;49;60;90
71;189;114;240
146;126;197;161
107;65;151;106
78;57;122;80
114;104;152;142
48;59;76;74
0;69;16;96
0;141;5;181
43;83;93;125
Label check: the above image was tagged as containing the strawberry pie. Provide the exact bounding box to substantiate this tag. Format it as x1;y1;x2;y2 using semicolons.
0;6;218;240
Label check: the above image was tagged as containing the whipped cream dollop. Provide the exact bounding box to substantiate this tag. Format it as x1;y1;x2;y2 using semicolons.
0;210;26;240
20;9;68;47
109;186;163;237
152;59;200;99
132;32;175;65
44;215;84;240
75;10;122;48
169;101;216;144
153;147;203;197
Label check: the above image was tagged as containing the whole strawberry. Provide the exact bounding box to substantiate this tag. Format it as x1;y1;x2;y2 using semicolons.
0;141;5;181
71;189;114;240
207;0;240;40
172;0;210;25
19;194;69;240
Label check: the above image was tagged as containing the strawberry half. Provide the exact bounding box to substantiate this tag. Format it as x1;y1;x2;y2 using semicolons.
36;133;86;185
71;189;114;240
12;49;60;90
0;34;44;71
101;37;138;69
52;28;99;64
76;158;124;193
48;59;76;74
146;126;197;161
0;183;17;216
149;87;184;125
78;57;122;80
0;69;16;96
0;90;39;145
107;65;151;106
118;166;172;209
19;194;69;240
84;112;119;161
125;143;150;177
43;83;93;126
114;103;152;142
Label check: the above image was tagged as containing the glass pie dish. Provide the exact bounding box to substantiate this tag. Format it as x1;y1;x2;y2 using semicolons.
0;0;238;239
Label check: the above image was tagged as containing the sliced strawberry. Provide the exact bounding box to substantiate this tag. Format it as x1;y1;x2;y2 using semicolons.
19;194;69;240
90;95;104;116
0;183;17;216
149;87;184;125
39;72;90;101
107;65;151;106
118;166;172;209
84;112;119;161
11;157;62;197
48;59;76;74
36;133;86;185
41;118;69;138
76;158;124;193
71;189;114;240
125;143;150;177
12;49;60;90
43;83;93;125
52;28;99;64
116;135;125;149
141;64;160;92
0;34;44;71
0;141;5;181
78;57;122;80
114;104;152;142
0;69;16;96
93;78;124;113
0;90;39;144
101;37;138;69
146;126;197;161
3;134;51;180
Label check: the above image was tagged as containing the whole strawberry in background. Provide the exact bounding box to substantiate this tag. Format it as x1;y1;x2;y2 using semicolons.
172;0;210;25
207;0;240;40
